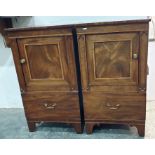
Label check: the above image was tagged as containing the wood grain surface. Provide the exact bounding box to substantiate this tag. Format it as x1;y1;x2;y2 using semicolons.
77;21;149;136
5;19;150;135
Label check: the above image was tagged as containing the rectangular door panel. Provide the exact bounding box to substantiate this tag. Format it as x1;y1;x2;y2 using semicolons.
25;44;63;79
86;33;139;86
17;35;77;92
94;40;131;79
78;32;139;92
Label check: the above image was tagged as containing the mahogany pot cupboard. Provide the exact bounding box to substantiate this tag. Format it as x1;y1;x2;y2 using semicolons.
4;19;150;136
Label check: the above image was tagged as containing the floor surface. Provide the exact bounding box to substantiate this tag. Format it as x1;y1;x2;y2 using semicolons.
0;101;154;139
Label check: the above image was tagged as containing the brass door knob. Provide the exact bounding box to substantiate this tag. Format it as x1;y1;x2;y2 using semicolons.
20;58;26;64
133;53;138;59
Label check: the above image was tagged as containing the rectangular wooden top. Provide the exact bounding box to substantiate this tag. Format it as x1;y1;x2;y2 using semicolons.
5;19;151;33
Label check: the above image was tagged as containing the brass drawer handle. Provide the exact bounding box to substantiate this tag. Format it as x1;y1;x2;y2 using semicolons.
138;87;146;92
82;27;87;30
44;103;57;109
106;103;120;110
109;107;119;110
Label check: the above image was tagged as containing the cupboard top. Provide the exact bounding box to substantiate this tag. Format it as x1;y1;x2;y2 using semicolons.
5;19;150;34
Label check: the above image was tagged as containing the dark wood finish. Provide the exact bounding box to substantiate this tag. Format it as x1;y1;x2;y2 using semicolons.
23;92;80;121
25;44;63;79
139;31;149;91
5;19;150;136
17;36;77;92
94;41;130;78
77;20;149;137
84;93;146;121
135;124;145;137
76;23;149;35
5;27;82;133
71;123;83;134
5;19;150;33
85;33;139;89
27;121;36;132
85;123;95;134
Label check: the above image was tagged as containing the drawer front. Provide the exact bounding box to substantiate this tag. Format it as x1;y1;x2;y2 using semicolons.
84;93;146;121
23;92;81;121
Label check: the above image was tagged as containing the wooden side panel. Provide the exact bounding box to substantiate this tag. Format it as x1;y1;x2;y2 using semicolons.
138;31;149;91
77;34;89;91
9;39;26;91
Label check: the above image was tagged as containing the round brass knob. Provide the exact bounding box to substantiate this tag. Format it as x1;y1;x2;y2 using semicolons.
20;58;26;64
133;53;138;59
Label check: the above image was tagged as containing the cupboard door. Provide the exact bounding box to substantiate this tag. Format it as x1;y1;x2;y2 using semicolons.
17;36;77;92
78;33;139;92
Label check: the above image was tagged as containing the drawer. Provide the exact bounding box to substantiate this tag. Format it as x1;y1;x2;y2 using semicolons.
23;92;81;121
84;93;146;121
